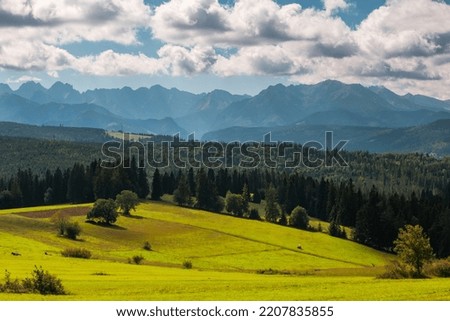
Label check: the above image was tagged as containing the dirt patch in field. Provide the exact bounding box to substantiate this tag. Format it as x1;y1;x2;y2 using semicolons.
17;206;91;219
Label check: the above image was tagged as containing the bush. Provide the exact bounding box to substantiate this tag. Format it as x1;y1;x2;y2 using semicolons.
65;222;82;240
23;266;66;295
0;270;27;293
256;268;291;275
1;267;66;295
51;212;81;240
143;241;152;251
61;248;92;259
129;255;145;265
225;192;245;217
377;261;410;279
51;211;69;236
278;213;287;226
248;208;261;220
182;260;193;269
328;220;347;239
425;259;450;277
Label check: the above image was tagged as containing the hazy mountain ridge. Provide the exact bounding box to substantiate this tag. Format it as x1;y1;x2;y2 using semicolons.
4;80;450;132
215;80;450;129
1;80;450;152
0;91;186;135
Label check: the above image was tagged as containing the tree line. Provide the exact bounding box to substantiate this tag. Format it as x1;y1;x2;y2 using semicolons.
0;157;149;208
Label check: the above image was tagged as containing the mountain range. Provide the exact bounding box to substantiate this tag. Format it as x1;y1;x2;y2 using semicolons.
0;80;449;154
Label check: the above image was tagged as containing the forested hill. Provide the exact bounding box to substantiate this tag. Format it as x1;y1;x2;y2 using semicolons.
1;131;449;198
0;122;109;143
0;136;102;177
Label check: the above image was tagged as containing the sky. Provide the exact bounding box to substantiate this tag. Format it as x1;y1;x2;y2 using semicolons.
1;0;450;98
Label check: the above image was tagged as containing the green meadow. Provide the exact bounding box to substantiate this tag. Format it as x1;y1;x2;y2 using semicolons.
0;201;449;300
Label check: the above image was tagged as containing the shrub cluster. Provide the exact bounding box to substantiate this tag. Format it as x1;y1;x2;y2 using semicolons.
247;208;261;220
51;212;81;240
129;255;145;265
378;259;450;279
182;260;193;269
143;241;152;251
377;261;411;279
328;220;347;239
0;266;66;295
64;222;82;240
61;248;92;259
425;259;450;277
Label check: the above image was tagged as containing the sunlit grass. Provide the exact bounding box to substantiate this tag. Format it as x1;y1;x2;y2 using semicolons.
0;203;93;215
0;201;448;301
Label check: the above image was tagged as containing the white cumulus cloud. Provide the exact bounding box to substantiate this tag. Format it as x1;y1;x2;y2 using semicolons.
6;75;42;84
323;0;349;15
0;0;449;98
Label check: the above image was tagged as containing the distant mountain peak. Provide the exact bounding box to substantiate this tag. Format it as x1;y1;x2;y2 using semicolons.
50;81;74;90
18;81;46;92
319;79;342;85
0;83;12;94
150;84;167;91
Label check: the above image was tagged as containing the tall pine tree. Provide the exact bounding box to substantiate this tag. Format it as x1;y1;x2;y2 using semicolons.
151;169;162;200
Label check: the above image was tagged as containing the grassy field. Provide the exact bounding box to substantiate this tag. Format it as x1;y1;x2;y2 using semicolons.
0;201;449;301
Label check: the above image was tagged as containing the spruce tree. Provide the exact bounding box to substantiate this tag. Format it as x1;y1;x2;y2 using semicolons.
195;168;223;212
137;166;149;199
241;183;250;214
151;169;162;200
265;185;280;223
188;168;196;196
173;174;192;206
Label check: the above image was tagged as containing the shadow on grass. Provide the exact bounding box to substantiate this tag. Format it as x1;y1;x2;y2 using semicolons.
56;235;86;242
71;238;86;242
85;220;127;230
122;214;145;220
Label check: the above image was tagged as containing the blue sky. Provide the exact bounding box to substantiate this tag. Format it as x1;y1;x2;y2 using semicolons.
1;0;450;98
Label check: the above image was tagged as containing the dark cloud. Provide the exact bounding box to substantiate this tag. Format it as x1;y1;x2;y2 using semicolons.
384;43;440;59
309;42;358;58
433;32;450;54
362;62;441;80
0;9;59;27
253;58;294;75
258;22;295;42
172;8;229;31
87;3;121;23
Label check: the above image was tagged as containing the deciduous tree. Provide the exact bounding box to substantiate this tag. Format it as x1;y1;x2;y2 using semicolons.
87;198;118;225
288;206;309;230
394;224;434;277
116;190;140;216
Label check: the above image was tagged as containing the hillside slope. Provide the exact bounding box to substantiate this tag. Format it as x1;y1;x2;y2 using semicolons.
0;201;390;272
2;202;450;301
